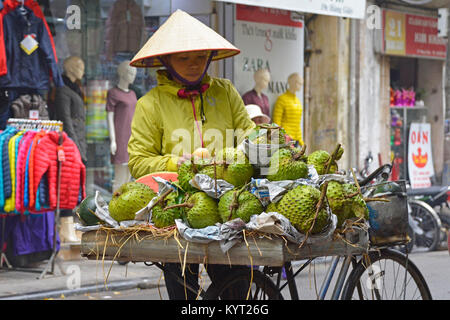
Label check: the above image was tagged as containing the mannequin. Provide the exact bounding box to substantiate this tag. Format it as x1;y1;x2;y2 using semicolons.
242;69;271;117
272;72;304;146
54;56;86;243
106;60;137;192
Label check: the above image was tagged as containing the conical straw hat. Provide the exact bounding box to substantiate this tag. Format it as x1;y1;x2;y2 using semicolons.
130;9;240;68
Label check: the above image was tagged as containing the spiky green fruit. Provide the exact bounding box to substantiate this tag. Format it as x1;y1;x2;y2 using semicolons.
307;145;344;175
184;192;221;229
109;182;156;222
277;185;329;234
218;189;263;223
267;147;308;181
177;159;221;193
265;202;278;213
248;123;287;145
151;192;182;228
324;181;348;226
342;184;369;220
215;148;254;187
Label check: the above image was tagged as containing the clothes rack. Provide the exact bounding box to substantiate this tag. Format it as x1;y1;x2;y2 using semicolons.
1;118;66;279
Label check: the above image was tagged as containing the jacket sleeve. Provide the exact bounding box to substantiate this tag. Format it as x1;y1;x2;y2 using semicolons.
272;96;285;128
128;95;176;179
227;81;255;145
37;17;64;87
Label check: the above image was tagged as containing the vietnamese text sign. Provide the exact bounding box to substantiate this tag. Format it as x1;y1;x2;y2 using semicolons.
234;4;304;114
408;123;435;188
382;9;447;60
216;0;366;19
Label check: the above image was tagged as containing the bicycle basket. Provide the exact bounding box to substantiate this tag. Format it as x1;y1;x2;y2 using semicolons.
365;180;409;246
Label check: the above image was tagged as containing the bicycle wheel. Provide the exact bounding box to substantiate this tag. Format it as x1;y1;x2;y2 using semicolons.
341;249;432;300
409;200;441;251
203;269;283;300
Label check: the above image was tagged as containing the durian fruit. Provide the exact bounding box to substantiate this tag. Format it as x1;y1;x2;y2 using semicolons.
277;184;330;234
267;146;308;181
151;191;182;228
218;189;263;223
307;144;344;175
109;182;156;222
177;159;221;193
183;192;222;229
248;123;287;145
215;148;254;187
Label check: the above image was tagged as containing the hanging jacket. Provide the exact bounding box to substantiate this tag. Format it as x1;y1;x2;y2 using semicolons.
27;130;45;210
104;0;145;60
0;0;63;89
32;131;86;210
128;70;255;179
0;127;17;204
10;94;49;119
0;127;16;208
15;130;36;213
4;130;24;212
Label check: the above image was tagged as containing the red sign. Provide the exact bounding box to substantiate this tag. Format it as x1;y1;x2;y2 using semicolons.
236;4;303;28
382;9;447;60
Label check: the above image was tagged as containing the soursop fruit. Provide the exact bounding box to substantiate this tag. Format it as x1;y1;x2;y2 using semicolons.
109;182;156;222
248;123;287;145
184;192;221;229
307;145;344;175
324;181;349;226
218;189;263;223
341;183;369;220
215;148;254;187
266;201;279;213
277;185;330;234
177;159;221;193
267;147;308;181
151;191;182;228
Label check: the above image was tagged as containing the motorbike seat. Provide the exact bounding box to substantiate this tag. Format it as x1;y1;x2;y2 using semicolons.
407;185;449;197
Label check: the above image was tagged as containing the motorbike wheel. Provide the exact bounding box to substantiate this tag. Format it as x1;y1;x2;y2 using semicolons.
409;201;441;252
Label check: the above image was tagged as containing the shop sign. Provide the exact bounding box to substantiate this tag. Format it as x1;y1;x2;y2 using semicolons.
382;9;447;60
233;4;304;111
408;123;435;188
215;0;367;19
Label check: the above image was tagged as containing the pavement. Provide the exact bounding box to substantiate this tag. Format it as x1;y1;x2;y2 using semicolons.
0;249;165;300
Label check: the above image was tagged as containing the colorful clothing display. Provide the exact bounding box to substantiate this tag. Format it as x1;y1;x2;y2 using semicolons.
0;126;85;215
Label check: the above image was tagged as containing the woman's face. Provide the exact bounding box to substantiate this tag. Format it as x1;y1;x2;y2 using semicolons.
166;51;210;83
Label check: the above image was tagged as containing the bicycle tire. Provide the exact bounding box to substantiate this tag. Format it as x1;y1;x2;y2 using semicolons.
203;269;283;300
409;200;441;251
341;249;432;300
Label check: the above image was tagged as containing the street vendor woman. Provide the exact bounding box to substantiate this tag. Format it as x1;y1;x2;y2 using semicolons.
128;10;255;299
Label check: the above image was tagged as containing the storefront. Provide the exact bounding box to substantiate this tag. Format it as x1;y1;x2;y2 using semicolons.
378;8;448;186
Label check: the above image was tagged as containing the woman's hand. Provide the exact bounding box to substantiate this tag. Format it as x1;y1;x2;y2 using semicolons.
177;153;193;168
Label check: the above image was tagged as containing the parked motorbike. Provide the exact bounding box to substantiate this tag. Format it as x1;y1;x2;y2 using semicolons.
406;184;450;252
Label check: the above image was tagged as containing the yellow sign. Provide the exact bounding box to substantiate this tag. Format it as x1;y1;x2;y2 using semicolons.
384;10;406;55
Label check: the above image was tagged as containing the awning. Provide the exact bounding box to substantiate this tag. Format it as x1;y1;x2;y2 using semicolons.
215;0;367;19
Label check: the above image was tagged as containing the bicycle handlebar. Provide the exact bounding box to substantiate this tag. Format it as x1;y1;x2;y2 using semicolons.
358;164;392;186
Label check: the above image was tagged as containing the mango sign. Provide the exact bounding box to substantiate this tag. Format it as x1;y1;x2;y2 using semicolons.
408;123;434;188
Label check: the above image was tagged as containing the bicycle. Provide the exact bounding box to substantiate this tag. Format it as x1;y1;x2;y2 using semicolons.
201;164;432;300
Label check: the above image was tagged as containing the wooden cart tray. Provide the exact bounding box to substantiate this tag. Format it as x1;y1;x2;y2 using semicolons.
80;227;369;267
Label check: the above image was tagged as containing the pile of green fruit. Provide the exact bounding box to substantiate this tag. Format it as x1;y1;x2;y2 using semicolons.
77;124;370;236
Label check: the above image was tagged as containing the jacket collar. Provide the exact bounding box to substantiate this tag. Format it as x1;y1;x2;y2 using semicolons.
156;70;212;96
